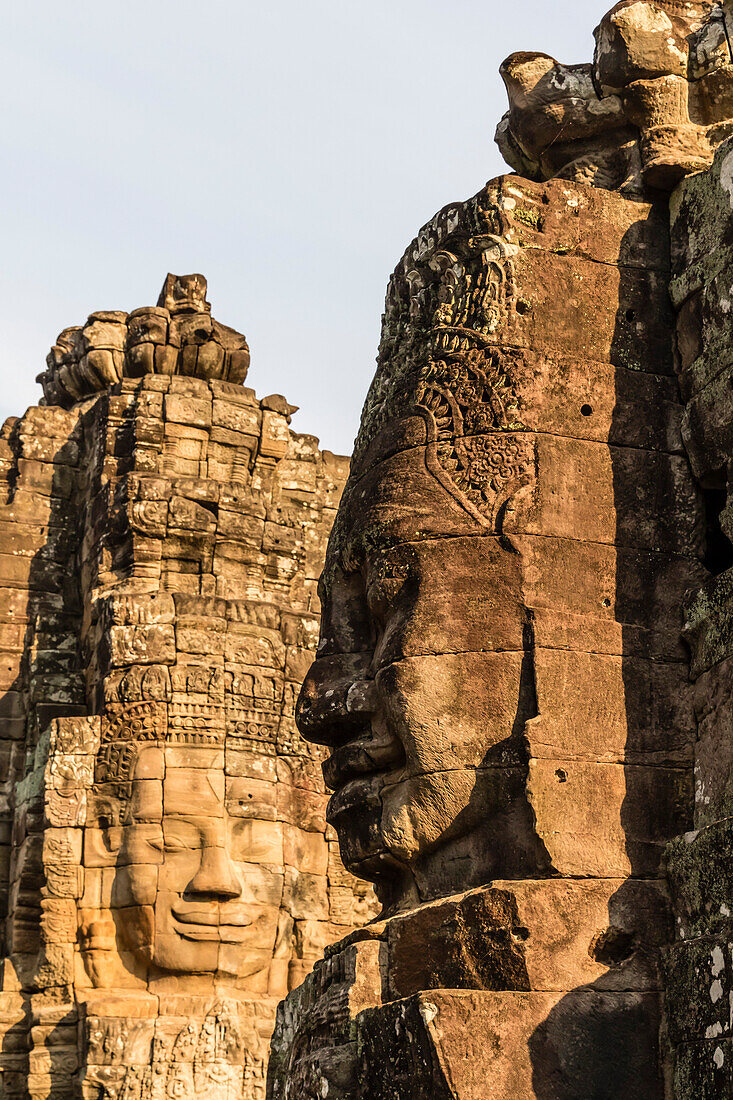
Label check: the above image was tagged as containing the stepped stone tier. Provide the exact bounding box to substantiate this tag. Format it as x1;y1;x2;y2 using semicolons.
0;275;376;1099
267;4;733;1099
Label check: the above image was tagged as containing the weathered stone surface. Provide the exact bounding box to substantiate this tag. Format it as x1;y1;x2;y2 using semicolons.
624;117;733;1098
0;277;376;1098
7;6;733;1094
497;1;733;194
356;988;664;1100
674;1039;733;1098
264;23;733;1092
37;275;253;407
268;925;666;1100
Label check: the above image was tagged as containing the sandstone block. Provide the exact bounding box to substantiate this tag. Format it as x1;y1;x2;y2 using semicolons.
164;392;212;429
663;936;732;1045
259;411;290;460
354;989;663;1100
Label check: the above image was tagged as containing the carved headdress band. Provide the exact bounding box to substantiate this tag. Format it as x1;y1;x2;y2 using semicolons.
354;200;533;532
96;698;224;790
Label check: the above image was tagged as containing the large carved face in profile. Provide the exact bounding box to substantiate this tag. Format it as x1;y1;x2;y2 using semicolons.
296;199;552;912
95;744;282;982
296;418;550;912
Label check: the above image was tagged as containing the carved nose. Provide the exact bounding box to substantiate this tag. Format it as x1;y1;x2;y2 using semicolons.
187;845;241;899
296;654;374;745
345;679;378;714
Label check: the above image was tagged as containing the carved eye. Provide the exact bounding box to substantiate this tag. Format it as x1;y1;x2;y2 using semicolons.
162;836;189;853
160;823;201;852
366;575;405;627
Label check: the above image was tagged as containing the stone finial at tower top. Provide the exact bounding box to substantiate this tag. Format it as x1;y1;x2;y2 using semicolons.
157;272;211;316
496;0;733;194
37;274;250;408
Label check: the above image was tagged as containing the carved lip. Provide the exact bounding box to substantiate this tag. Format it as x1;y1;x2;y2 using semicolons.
172;907;253;942
323;736;405;795
326;773;386;825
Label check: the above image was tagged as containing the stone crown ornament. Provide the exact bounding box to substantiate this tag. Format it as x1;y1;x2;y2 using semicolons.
497;0;733;192
36;273;251;408
351;198;530;532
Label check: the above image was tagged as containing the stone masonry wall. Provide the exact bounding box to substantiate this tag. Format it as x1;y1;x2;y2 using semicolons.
0;276;376;1100
665;136;733;1098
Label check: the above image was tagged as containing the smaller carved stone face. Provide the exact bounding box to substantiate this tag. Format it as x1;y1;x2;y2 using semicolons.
297;420;549;911
108;745;281;979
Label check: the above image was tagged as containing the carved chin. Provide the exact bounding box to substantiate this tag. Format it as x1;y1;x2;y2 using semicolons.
378;770;482;863
327;775;395;879
332;768;526;881
151;934;221;974
327;769;484;878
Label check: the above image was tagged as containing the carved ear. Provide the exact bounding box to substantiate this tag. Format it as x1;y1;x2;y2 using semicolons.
77;909;118;988
84;795;123;867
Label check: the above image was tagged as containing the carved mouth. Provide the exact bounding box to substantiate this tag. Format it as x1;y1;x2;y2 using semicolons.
324;736;406;830
323;734;405;794
172;908;253;942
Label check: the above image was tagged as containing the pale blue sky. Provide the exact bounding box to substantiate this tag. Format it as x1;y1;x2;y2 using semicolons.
2;0;610;454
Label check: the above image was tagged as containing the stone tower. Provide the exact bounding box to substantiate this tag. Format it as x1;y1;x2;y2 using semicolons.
0;275;376;1098
268;4;733;1098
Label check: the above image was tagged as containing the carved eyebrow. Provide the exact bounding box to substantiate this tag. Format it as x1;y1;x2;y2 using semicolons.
164;818;200;831
161;818;205;840
342;527;403;575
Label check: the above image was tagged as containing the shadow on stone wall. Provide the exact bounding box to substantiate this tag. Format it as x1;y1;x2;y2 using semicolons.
0;401;92;1096
527;211;693;1099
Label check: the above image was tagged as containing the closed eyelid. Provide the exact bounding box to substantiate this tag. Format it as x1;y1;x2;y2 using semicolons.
163;821;205;844
161;831;188;849
367;569;408;591
366;570;409;606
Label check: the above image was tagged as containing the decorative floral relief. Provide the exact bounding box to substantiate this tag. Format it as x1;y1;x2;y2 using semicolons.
411;238;529;530
413;347;530;528
354;207;530;531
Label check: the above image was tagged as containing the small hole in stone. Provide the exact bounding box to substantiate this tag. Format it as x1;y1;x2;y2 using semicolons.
702;483;733;577
590;928;637;967
602;597;612;608
581;404;593;417
555;769;568;783
625;309;635;323
516;299;531;315
512;926;531;942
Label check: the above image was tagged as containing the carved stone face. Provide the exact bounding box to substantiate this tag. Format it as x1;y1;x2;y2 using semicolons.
110;744;281;979
297;416;550;912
